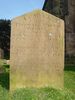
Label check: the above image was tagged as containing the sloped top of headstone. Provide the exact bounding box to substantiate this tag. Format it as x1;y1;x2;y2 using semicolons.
12;10;64;23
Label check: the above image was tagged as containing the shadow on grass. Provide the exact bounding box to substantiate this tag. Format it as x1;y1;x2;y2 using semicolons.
64;64;75;71
0;72;9;90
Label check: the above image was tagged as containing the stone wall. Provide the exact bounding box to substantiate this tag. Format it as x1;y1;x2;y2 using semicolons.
65;0;75;56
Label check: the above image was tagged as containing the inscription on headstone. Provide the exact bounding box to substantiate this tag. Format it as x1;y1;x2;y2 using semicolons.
10;10;64;90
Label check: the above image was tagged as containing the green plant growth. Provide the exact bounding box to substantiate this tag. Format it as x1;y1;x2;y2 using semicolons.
0;60;9;100
0;63;75;100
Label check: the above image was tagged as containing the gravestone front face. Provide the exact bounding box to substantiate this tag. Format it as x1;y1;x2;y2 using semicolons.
10;10;64;90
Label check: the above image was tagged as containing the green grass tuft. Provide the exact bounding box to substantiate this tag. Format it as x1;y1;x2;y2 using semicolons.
0;62;75;100
11;87;75;100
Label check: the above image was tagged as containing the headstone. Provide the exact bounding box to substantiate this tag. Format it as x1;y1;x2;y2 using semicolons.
10;10;64;90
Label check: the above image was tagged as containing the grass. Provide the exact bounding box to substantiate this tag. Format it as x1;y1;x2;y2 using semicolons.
0;61;75;100
0;72;9;100
0;85;9;100
64;71;75;91
64;64;75;93
11;88;75;100
0;60;9;100
11;66;75;100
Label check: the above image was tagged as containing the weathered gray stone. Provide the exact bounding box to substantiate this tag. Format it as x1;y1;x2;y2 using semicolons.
65;0;75;56
10;10;64;90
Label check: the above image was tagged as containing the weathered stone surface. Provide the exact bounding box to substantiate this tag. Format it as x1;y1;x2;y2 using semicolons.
10;10;64;90
65;0;75;56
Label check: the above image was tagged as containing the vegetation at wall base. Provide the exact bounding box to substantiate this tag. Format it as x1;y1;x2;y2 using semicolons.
0;62;75;100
